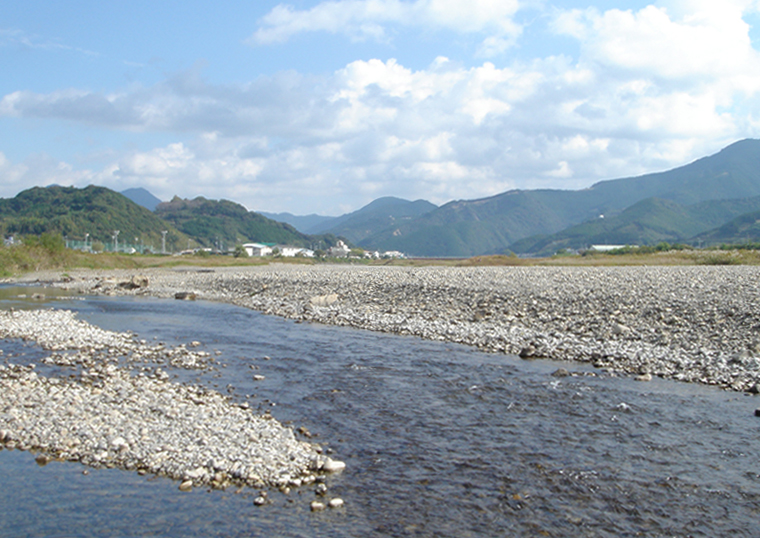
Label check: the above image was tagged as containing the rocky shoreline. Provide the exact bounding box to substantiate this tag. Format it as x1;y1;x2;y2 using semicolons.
21;264;760;393
0;307;345;498
2;264;759;497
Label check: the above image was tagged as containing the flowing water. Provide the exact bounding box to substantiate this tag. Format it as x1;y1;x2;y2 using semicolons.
1;290;759;537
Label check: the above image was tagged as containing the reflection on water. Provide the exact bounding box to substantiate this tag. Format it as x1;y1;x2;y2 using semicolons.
1;291;759;537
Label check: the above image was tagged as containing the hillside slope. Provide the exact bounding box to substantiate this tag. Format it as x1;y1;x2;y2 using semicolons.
309;197;438;242
155;196;340;250
364;139;760;257
0;185;187;251
510;195;760;256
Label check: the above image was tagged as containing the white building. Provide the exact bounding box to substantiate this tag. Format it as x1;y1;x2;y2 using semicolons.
242;243;273;257
589;245;631;252
279;246;314;257
327;240;351;258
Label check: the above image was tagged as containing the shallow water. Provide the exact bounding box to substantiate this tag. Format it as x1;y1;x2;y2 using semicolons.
1;290;759;537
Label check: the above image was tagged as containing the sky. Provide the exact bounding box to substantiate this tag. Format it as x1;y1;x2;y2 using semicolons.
3;0;760;216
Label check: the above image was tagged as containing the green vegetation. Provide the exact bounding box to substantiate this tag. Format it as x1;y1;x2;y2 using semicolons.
0;233;145;277
510;196;760;257
314;196;438;242
3;234;760;278
155;196;342;251
0;186;188;252
344;139;760;257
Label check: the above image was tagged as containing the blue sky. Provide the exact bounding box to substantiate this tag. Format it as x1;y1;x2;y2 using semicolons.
3;0;760;216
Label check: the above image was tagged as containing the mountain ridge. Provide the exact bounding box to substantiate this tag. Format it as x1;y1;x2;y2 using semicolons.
349;139;760;256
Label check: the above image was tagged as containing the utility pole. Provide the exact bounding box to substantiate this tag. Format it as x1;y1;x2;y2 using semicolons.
161;231;167;254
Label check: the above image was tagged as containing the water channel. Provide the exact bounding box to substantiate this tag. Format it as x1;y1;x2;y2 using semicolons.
1;290;759;537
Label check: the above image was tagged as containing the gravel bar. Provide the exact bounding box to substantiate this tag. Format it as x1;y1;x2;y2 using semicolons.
0;307;344;492
24;264;760;393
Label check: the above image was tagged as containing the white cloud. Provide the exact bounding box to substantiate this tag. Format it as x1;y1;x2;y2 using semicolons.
0;27;99;57
553;1;760;85
4;1;760;214
248;0;521;56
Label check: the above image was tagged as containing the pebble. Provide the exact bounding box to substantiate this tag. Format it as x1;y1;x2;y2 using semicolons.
0;309;333;493
26;265;760;393
328;498;344;509
310;501;326;512
322;458;346;473
9;264;760;509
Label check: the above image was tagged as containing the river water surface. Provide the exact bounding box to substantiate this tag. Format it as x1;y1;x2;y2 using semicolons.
1;291;759;537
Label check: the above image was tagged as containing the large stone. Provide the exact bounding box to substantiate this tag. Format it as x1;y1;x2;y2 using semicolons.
321;458;346;473
310;294;339;307
119;275;149;289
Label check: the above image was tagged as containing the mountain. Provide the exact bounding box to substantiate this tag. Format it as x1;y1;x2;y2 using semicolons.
692;209;760;245
311;196;438;243
121;188;162;211
510;196;760;256
257;211;337;234
358;190;583;257
0;185;188;251
361;139;760;257
584;139;760;206
155;196;341;250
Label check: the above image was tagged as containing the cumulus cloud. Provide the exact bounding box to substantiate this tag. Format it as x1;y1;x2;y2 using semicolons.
3;1;760;214
248;0;521;56
553;0;760;85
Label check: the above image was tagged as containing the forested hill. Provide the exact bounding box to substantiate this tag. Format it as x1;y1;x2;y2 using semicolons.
0;185;188;251
154;196;341;250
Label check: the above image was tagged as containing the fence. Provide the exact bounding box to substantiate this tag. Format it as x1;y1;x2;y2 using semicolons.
65;239;158;254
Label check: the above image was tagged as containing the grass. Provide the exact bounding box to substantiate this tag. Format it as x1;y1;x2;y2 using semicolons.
3;239;760;278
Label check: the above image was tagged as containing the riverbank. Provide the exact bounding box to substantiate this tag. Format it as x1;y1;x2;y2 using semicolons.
15;264;760;393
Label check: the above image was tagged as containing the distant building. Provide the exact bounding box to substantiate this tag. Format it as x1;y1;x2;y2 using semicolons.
382;250;406;259
327;240;351;258
242;243;273;257
589;245;632;252
279;246;314;257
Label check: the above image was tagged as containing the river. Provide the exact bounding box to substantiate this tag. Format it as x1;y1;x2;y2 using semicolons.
1;290;759;537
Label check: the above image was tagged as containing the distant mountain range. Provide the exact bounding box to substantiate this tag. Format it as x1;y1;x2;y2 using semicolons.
256;211;336;234
509;196;760;256
0;187;341;253
121;187;162;211
301;139;760;256
353;139;760;256
3;139;760;256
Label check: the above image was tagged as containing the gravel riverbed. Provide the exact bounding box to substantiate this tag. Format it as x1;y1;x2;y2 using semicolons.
3;264;759;496
22;263;760;393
